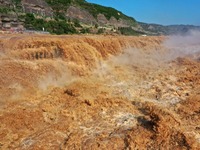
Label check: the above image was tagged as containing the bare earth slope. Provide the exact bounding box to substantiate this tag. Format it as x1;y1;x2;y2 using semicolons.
0;34;199;149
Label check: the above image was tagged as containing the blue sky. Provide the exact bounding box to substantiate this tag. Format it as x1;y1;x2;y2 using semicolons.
86;0;200;26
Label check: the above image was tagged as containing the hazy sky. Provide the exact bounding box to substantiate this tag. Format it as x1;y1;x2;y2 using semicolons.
86;0;200;26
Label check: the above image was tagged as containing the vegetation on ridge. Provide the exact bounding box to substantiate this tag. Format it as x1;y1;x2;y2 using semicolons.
25;13;77;34
1;0;141;35
45;0;136;24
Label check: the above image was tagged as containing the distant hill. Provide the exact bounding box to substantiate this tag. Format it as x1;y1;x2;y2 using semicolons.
0;0;200;35
139;22;200;35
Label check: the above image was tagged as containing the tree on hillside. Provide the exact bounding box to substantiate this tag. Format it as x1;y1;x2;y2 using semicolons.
10;0;22;23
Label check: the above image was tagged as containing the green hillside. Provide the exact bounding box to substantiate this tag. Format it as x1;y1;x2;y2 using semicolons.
45;0;136;21
1;0;200;35
0;0;141;35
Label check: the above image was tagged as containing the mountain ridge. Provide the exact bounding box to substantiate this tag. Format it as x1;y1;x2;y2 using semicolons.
0;0;199;35
139;22;200;35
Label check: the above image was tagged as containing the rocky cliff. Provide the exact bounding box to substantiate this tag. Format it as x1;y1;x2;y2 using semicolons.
0;0;139;34
22;0;53;17
0;0;200;35
65;5;135;28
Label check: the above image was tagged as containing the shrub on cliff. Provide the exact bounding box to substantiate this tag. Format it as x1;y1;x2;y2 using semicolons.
118;27;145;36
25;13;77;34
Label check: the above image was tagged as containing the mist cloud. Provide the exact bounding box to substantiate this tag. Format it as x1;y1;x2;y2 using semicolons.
38;60;76;91
110;48;166;68
163;30;200;60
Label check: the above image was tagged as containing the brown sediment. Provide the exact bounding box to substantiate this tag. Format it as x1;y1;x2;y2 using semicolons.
0;34;199;149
